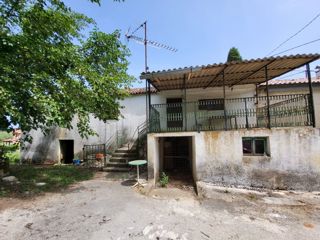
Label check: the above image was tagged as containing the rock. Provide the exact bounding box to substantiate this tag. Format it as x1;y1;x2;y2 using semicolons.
2;176;18;182
35;182;46;186
25;223;33;229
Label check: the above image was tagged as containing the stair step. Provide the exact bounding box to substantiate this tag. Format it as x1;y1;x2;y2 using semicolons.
112;152;137;157
103;167;131;172
115;148;137;154
109;158;127;163
106;162;129;168
109;157;137;163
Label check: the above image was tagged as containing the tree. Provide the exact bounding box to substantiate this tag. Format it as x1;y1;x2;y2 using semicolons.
0;0;133;139
227;47;243;62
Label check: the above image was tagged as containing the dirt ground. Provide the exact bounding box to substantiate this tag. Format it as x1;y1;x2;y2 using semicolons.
0;172;320;240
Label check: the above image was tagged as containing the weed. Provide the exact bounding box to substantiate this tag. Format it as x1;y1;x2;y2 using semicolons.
159;172;169;187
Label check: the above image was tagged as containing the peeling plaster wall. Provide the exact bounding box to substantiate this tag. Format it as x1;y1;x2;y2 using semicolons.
148;128;320;191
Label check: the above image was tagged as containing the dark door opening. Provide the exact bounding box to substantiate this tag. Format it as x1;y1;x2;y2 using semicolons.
60;140;74;164
166;98;183;130
160;137;193;186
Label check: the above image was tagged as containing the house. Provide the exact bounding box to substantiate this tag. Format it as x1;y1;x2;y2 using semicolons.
21;88;158;164
141;54;320;191
21;53;320;191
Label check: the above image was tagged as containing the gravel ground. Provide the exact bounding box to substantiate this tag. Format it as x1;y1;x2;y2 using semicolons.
0;172;320;240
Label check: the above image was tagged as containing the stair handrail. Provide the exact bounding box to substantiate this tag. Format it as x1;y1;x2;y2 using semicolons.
127;121;148;150
105;131;118;153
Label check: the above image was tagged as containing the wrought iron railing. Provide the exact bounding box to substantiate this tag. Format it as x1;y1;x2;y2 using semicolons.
83;144;106;168
127;121;148;150
149;94;312;133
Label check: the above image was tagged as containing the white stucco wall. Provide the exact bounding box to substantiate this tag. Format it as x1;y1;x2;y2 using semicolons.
148;127;320;190
21;93;162;163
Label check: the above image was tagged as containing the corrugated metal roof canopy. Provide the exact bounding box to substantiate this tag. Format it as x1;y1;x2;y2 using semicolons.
140;54;320;91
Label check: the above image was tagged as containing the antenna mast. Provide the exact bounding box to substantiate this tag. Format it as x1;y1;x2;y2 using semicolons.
126;22;178;72
126;21;177;122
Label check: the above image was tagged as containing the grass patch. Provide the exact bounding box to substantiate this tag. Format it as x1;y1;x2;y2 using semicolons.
0;131;11;141
1;144;20;164
0;165;94;198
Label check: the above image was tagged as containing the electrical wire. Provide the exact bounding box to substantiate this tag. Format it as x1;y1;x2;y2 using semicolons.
281;70;305;79
266;12;320;56
271;38;320;56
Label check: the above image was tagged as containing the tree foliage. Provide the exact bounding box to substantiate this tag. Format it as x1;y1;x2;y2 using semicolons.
227;47;243;62
0;0;132;139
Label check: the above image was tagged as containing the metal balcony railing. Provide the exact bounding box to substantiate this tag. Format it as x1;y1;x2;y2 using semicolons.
149;94;312;133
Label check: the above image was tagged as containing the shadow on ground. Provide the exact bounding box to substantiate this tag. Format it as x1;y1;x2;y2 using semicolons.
121;179;136;187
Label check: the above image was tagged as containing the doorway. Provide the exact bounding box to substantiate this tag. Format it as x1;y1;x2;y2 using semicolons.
160;136;193;186
59;140;74;164
166;98;183;130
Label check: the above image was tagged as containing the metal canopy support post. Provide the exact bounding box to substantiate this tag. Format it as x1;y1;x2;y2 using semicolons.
265;66;271;129
306;63;315;127
148;80;151;124
244;98;249;129
222;71;227;130
255;84;259;127
183;75;187;131
145;80;148;124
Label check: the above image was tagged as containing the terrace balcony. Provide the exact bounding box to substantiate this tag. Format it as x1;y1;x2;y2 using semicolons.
149;94;312;133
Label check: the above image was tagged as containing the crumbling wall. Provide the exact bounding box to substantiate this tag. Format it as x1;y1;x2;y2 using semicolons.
196;128;320;191
147;128;320;191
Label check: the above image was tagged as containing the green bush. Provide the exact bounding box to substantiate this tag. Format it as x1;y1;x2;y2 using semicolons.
159;172;169;187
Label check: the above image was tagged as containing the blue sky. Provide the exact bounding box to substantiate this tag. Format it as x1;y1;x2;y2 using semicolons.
65;0;320;87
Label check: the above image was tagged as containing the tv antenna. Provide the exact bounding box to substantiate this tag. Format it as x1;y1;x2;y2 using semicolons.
125;21;177;121
125;21;178;74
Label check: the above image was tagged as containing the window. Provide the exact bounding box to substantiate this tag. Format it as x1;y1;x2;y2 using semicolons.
242;137;269;156
198;99;224;110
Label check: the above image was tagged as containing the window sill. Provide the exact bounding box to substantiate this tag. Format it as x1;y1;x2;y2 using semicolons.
242;155;271;164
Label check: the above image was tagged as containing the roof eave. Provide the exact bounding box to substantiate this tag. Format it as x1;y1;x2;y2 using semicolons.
140;66;202;80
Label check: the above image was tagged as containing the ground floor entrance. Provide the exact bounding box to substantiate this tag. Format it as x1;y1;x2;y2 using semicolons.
59;140;74;164
159;136;194;187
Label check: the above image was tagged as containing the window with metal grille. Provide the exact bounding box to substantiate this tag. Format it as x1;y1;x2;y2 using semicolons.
242;137;269;156
198;99;224;110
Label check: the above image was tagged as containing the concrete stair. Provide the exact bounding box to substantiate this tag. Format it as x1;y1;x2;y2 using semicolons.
103;146;138;172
